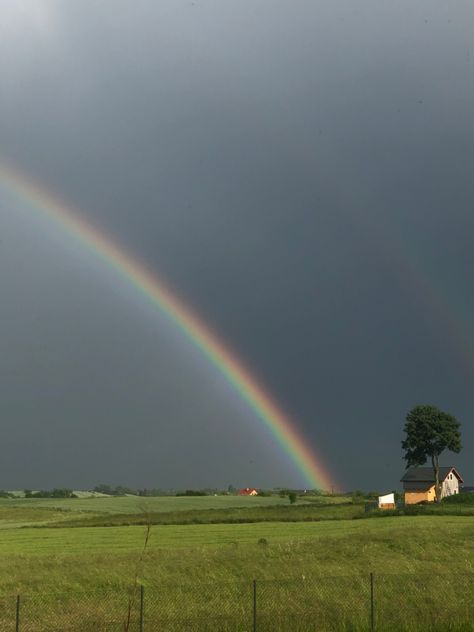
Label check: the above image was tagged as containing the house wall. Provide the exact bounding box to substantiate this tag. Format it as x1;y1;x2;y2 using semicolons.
405;475;460;504
403;469;462;504
442;473;459;498
405;486;436;504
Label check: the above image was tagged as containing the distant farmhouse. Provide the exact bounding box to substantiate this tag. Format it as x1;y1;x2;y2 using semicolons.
238;487;258;496
401;466;463;504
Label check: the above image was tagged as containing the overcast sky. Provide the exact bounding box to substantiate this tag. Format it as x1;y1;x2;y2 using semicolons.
0;1;473;491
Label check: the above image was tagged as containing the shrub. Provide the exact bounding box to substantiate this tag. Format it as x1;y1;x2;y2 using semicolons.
443;492;474;504
288;492;297;504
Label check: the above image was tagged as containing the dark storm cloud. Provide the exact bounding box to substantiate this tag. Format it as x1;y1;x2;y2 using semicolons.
0;1;473;489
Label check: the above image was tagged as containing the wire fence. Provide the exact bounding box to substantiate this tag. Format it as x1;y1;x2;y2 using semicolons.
1;573;473;631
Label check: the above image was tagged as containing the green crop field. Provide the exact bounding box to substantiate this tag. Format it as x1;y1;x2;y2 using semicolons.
0;497;473;630
0;493;297;515
0;494;361;529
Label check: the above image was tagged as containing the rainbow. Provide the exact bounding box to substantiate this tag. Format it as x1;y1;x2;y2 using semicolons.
0;162;337;491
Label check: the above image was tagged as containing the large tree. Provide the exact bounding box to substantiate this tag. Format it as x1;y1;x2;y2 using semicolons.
402;405;462;502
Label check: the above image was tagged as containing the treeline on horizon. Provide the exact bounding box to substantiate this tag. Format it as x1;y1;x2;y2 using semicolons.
92;484;337;497
90;484;327;497
0;484;388;500
0;488;76;499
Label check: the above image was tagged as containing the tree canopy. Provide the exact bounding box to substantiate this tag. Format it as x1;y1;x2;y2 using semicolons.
402;404;461;501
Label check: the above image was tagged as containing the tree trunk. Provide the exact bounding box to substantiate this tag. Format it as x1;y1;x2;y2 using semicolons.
432;454;441;502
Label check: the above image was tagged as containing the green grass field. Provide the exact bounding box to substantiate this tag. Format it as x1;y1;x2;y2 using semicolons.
0;493;295;514
0;496;473;630
0;494;362;530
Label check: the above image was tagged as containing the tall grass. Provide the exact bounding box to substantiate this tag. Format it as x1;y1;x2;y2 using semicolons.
1;573;473;631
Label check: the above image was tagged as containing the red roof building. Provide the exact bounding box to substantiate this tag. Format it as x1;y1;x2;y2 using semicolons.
238;487;258;496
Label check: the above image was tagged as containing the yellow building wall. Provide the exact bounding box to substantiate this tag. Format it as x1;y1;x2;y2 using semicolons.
405;486;436;504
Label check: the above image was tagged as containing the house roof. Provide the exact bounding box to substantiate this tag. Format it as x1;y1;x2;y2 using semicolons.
401;466;463;484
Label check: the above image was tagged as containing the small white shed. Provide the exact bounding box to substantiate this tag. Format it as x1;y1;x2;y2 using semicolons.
378;493;395;509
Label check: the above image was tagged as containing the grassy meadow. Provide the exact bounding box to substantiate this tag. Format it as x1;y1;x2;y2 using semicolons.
0;494;473;630
0;493;294;515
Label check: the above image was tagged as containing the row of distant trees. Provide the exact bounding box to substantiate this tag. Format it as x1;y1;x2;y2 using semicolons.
0;487;388;500
0;486;348;499
93;485;308;498
25;488;76;498
92;485;222;497
92;484;162;496
0;486;338;499
0;489;76;499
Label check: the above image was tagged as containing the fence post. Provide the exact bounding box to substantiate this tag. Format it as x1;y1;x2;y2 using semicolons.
140;585;145;632
253;579;257;632
15;594;20;632
370;572;375;632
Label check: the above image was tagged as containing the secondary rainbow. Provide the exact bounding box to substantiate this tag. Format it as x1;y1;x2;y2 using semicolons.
0;162;337;491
